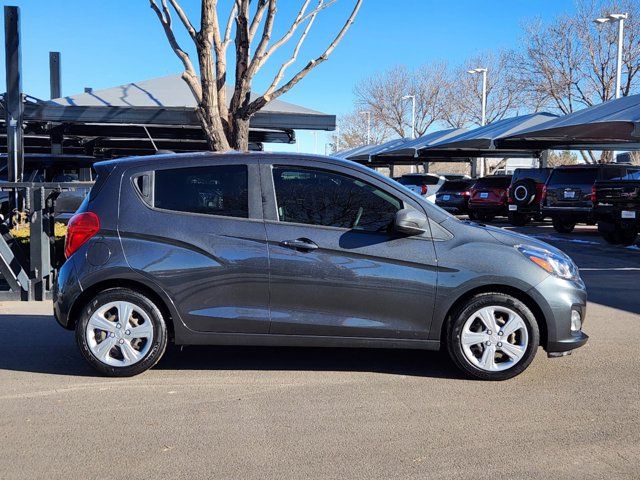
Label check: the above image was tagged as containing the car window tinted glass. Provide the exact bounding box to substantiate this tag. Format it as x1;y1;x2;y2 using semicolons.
154;165;248;218
473;176;512;188
397;175;440;186
273;166;402;232
609;168;640;181
441;179;474;192
550;168;597;185
513;168;551;183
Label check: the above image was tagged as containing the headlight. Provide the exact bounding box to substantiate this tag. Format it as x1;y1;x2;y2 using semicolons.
516;244;580;282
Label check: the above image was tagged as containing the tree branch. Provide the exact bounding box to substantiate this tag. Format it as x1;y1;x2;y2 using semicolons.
167;0;196;40
149;0;202;100
249;0;269;41
247;0;362;115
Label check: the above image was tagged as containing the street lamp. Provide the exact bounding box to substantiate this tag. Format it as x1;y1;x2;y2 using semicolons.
360;110;371;144
402;95;416;140
468;67;488;176
594;13;628;99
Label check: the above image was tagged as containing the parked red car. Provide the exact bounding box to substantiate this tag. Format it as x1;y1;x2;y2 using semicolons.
468;175;512;222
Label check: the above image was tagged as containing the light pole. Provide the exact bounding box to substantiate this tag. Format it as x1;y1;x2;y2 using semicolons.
594;13;628;99
402;95;416;139
359;110;371;144
468;67;488;176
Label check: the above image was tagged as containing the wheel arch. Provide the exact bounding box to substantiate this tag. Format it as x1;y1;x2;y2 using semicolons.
68;278;176;340
439;284;548;349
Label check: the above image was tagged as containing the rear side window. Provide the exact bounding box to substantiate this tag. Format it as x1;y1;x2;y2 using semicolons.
513;168;551;183
441;179;474;192
609;168;640;181
272;166;402;232
473;176;512;188
154;165;248;218
549;168;597;185
398;175;440;186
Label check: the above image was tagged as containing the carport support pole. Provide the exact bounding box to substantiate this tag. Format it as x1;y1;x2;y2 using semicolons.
4;6;24;214
49;52;64;155
49;51;61;99
539;150;549;169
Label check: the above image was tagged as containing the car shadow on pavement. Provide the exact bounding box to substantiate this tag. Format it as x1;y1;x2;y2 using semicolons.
0;313;464;379
157;344;465;379
0;314;95;377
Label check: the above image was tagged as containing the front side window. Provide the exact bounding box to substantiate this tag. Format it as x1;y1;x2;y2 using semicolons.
154;164;248;218
272;166;402;232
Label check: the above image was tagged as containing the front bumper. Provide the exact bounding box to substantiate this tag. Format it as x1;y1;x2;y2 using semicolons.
528;274;589;353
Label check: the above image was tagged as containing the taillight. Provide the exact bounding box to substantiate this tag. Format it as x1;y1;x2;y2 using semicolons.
421;184;428;195
462;191;471;197
541;185;547;205
65;212;100;258
590;185;596;202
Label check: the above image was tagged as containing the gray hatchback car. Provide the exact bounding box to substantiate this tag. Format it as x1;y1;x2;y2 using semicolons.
53;152;588;380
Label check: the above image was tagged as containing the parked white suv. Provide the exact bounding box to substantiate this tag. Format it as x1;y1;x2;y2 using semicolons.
395;173;445;202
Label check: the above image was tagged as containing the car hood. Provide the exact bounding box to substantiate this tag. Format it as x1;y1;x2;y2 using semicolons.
467;220;572;259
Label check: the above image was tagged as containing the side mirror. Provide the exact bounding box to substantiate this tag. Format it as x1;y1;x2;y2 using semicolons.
394;208;428;235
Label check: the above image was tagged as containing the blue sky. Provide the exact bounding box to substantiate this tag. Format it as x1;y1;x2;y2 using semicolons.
0;0;579;153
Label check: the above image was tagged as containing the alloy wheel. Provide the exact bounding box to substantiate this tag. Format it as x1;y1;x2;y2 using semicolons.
460;306;529;372
85;301;154;367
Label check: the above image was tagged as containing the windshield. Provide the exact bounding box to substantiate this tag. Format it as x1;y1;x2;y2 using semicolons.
550;168;597;185
473;176;512;188
397;175;440;186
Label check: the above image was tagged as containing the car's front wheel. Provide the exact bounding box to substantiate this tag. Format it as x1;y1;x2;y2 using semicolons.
76;288;168;377
446;293;540;380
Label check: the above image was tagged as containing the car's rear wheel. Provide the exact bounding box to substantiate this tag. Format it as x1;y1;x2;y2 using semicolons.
617;227;638;246
552;217;576;233
468;211;478;220
446;293;540;380
477;213;495;222
76;288;168;377
508;212;530;226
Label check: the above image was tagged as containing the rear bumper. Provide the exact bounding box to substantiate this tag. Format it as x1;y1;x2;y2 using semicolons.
528;274;589;354
52;257;82;330
436;199;468;213
543;206;594;222
469;203;507;215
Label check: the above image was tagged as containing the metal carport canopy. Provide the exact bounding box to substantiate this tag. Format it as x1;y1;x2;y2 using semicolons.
336;138;411;162
418;112;558;158
29;74;336;131
498;94;640;150
370;128;466;164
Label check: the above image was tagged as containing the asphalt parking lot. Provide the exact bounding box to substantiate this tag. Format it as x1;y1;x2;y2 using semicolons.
0;220;639;480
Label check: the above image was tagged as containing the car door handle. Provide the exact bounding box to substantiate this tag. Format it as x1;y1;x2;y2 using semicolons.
280;238;319;251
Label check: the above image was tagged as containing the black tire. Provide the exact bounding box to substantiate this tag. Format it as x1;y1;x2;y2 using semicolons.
477;213;495;222
532;213;545;222
618;228;638;246
508;212;530;227
75;288;168;377
510;179;537;206
601;231;621;244
468;211;478;220
552;217;576;233
446;293;540;381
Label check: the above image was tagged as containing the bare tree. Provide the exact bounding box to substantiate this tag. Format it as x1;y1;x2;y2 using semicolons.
442;51;523;129
354;63;448;138
150;0;362;151
331;111;393;152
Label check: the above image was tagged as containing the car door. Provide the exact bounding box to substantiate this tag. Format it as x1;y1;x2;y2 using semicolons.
260;159;438;340
119;157;270;334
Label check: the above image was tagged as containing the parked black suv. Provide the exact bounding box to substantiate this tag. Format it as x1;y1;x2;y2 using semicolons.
435;178;475;215
594;168;640;245
507;168;552;226
53;152;588;380
542;164;635;233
